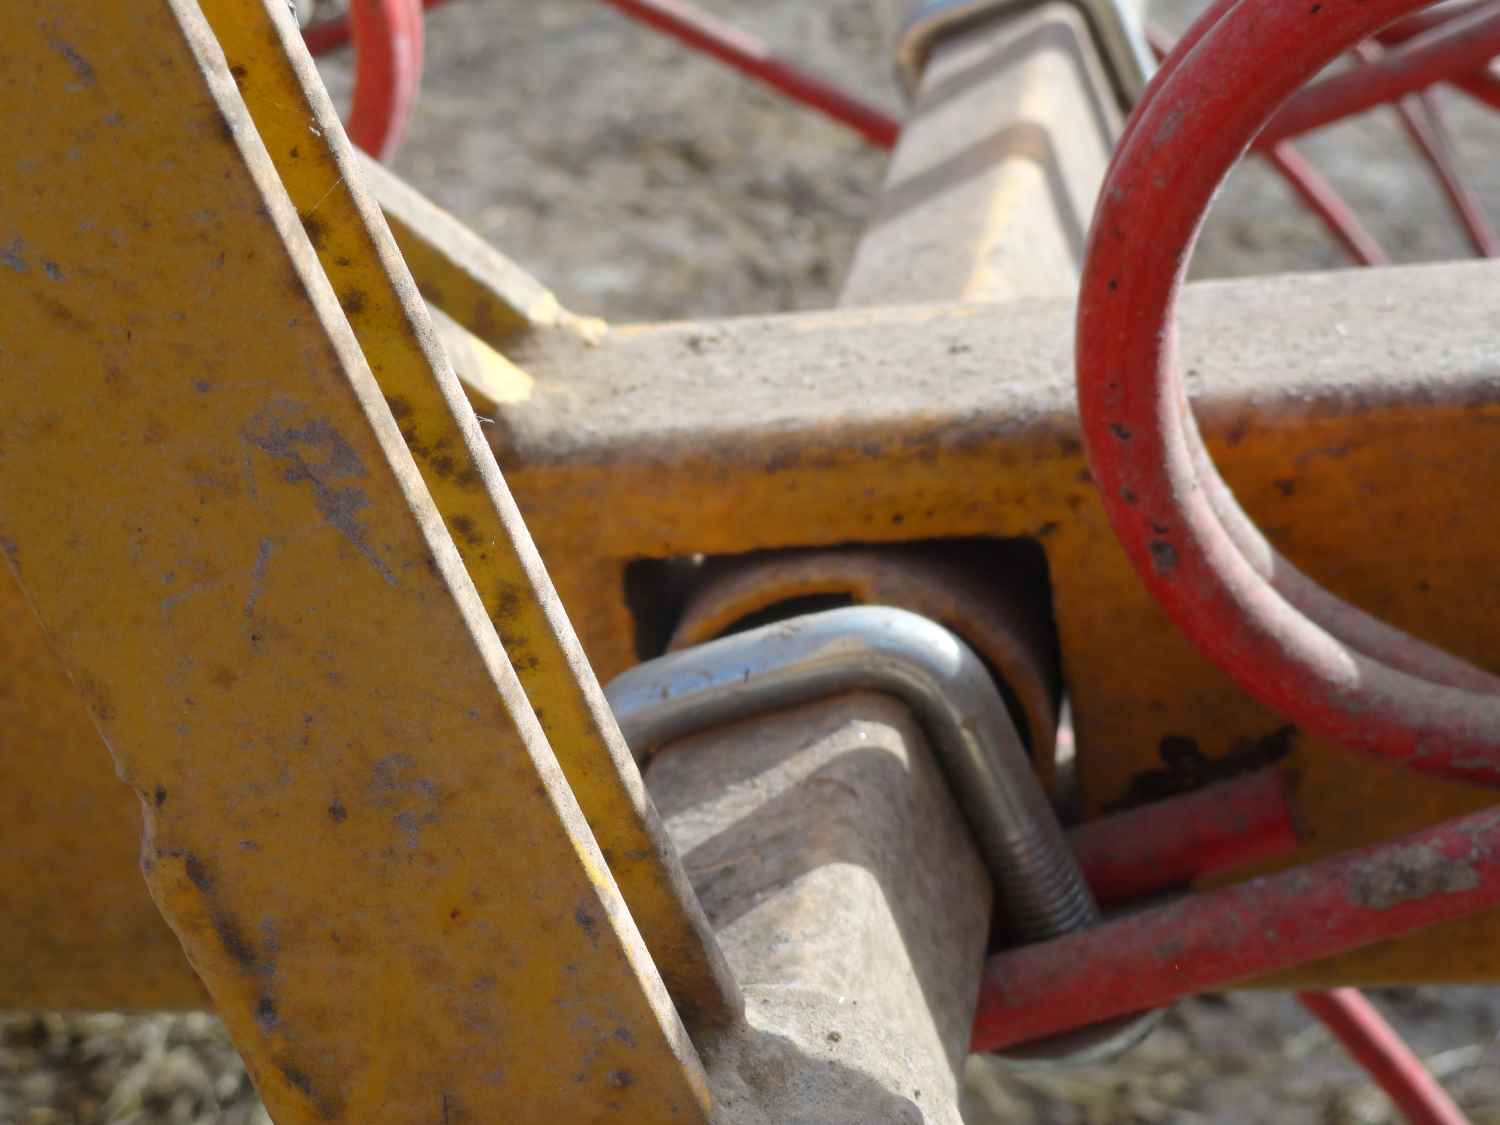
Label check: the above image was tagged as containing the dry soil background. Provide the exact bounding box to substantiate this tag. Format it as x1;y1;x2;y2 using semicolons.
6;1;1500;1122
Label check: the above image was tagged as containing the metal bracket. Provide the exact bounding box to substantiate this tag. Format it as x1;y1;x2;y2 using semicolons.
896;0;1154;107
607;605;1159;1063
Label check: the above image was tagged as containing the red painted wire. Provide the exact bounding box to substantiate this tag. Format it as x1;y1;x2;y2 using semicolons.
1077;0;1500;785
1394;89;1500;254
973;802;1500;1052
1299;990;1471;1125
1147;24;1389;267
1129;21;1496;691
1376;1;1500;124
1455;69;1500;110
1258;2;1500;147
307;0;898;147
1069;770;1298;908
1351;41;1498;256
344;0;425;160
1379;1;1490;45
598;0;899;148
1265;142;1391;265
303;0;452;56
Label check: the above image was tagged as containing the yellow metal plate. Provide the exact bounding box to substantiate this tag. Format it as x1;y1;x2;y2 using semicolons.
0;2;709;1121
202;0;736;1031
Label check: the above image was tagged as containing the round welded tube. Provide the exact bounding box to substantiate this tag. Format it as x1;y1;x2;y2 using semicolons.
973;804;1500;1051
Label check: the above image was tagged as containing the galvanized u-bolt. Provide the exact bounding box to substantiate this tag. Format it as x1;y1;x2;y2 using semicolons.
606;605;1157;1061
612;606;1094;940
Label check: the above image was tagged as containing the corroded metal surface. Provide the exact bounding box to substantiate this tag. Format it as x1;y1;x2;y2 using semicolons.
0;3;711;1121
609;607;1094;943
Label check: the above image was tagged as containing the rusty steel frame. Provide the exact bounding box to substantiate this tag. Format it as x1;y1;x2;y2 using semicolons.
668;544;1062;784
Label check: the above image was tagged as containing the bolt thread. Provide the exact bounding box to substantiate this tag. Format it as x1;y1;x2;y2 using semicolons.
995;825;1099;943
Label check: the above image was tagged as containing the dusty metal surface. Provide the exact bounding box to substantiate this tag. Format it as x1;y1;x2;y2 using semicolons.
8;260;1500;1004
647;693;992;1123
842;2;1121;305
201;0;738;1032
0;2;711;1121
495;261;1500;984
895;0;1152;105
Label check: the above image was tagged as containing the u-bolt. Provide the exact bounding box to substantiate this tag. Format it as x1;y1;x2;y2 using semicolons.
606;604;1158;1063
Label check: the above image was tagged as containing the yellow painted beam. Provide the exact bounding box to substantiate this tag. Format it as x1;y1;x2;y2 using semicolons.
4;270;1500;1000
201;0;738;1031
355;152;606;351
0;3;710;1121
495;279;1500;985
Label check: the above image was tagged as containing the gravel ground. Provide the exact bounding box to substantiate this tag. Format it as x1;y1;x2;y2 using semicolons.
8;1;1500;1122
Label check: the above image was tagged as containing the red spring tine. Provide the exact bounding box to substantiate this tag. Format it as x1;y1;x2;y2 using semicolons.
599;0;899;148
1264;142;1390;265
303;0;452;56
1299;990;1471;1125
1077;0;1500;784
1148;21;1390;267
346;0;425;160
309;0;897;147
1069;770;1299;908
1258;2;1500;147
1398;90;1500;255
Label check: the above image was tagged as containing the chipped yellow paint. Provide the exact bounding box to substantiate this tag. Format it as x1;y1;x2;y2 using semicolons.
0;3;712;1122
199;0;738;1031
